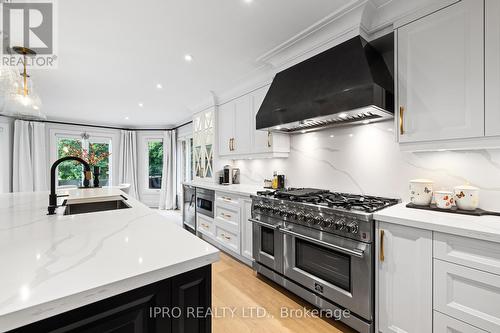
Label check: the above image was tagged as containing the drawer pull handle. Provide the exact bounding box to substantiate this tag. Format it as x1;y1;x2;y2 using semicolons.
380;229;385;262
399;106;405;135
221;233;231;240
221;213;232;219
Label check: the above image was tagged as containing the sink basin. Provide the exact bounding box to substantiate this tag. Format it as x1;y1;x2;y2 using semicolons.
64;199;131;215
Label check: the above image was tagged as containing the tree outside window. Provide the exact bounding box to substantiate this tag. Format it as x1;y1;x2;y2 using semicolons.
148;141;163;189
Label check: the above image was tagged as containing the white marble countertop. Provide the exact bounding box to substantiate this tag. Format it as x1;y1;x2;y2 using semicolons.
183;181;267;196
0;189;219;332
374;203;500;243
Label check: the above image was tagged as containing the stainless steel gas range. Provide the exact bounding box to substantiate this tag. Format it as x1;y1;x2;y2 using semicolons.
250;188;399;333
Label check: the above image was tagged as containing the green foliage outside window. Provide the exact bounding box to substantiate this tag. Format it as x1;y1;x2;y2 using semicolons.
148;141;163;189
58;139;83;185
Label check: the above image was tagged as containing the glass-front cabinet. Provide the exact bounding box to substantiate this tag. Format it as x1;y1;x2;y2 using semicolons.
193;108;214;182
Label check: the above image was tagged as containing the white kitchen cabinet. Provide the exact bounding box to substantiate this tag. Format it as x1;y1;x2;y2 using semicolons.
241;198;253;261
486;0;500;137
376;222;433;333
193;108;215;182
217;95;252;156
434;311;487;333
397;0;484;143
218;86;290;159
434;259;500;332
251;86;290;155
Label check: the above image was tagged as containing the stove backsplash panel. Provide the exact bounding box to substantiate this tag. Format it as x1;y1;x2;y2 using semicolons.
233;121;500;211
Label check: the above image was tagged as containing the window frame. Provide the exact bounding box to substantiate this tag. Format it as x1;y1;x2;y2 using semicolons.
145;137;164;191
50;127;116;188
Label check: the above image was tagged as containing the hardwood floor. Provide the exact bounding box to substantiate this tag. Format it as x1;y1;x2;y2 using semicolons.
212;253;356;333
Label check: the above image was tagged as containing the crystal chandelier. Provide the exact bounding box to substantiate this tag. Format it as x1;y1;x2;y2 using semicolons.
0;47;45;120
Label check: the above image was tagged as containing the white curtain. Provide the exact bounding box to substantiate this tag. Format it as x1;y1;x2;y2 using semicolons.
159;130;177;210
13;120;48;192
118;130;139;198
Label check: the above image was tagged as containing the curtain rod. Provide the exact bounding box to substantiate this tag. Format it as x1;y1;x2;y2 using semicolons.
0;115;193;132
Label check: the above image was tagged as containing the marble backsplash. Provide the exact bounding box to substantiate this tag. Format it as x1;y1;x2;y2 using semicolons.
232;120;500;211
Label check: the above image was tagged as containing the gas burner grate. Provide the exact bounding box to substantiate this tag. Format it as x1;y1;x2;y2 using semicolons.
256;188;399;213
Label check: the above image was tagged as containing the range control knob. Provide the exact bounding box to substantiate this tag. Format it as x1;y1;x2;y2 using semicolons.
304;213;314;222
346;222;359;234
296;211;306;220
335;218;347;230
313;216;323;225
324;218;335;228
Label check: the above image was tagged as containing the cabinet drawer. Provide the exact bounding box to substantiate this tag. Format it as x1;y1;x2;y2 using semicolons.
434;311;487;333
434;259;500;332
197;214;214;238
434;232;500;276
215;224;239;253
216;192;240;207
215;204;239;225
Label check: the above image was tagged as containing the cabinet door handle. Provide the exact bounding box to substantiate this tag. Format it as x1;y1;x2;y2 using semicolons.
399;106;405;135
220;213;232;219
379;229;385;262
232;138;235;151
267;131;272;148
228;139;231;151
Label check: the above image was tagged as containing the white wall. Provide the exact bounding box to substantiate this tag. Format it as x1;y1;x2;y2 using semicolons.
232;121;500;211
0;116;13;193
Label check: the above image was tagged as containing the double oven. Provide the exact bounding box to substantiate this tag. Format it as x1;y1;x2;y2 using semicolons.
251;206;374;333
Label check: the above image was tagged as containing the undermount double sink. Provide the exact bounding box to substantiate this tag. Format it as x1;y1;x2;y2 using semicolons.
62;195;131;216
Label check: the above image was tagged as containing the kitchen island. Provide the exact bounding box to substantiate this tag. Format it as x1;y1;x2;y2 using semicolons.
0;189;219;333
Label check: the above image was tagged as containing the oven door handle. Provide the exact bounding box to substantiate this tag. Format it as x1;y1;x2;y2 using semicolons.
279;228;365;258
249;218;281;230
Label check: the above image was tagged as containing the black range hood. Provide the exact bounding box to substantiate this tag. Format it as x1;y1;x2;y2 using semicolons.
256;35;394;133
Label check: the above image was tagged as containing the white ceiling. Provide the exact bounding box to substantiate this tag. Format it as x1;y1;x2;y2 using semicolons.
33;0;355;127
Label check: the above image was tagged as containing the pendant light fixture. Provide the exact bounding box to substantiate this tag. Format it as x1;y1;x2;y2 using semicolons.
0;46;45;119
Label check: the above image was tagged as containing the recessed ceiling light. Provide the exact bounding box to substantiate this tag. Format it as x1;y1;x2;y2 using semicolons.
156;83;163;89
330;135;335;138
125;116;130;120
349;134;354;137
244;0;253;3
138;102;144;108
33;105;39;110
339;113;348;119
184;54;193;62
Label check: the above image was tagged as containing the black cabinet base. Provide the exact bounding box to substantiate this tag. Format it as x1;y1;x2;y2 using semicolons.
10;265;212;333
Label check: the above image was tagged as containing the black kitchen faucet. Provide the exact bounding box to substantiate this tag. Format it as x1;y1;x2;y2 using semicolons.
48;156;91;215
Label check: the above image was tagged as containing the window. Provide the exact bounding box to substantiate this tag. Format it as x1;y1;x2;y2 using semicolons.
56;135;112;187
147;140;163;189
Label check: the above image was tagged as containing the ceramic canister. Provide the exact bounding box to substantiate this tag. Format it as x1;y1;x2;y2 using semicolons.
454;185;480;211
409;179;434;206
434;191;454;209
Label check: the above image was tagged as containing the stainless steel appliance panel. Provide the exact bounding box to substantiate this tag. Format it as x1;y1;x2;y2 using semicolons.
196;188;214;218
182;185;196;234
251;218;283;274
282;223;372;320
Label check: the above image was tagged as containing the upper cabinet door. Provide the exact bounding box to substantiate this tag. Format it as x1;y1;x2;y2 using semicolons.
233;95;253;154
252;86;273;153
486;0;500;137
218;103;234;156
397;0;484;143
